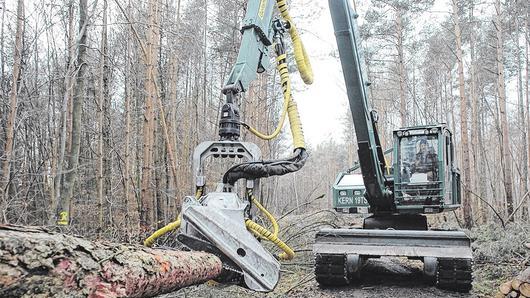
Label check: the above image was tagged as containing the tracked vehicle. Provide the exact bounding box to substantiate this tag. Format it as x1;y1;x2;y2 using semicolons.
313;0;473;292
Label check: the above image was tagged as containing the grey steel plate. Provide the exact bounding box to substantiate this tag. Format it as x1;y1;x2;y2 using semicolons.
314;228;472;259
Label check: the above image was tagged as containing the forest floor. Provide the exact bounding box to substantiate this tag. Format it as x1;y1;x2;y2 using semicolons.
159;211;528;298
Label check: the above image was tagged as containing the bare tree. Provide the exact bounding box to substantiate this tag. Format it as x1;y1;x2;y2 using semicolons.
56;0;89;225
451;0;472;227
494;0;514;219
0;0;24;223
97;0;109;231
140;0;160;228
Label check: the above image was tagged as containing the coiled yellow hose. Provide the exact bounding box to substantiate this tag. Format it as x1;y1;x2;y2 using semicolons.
246;57;305;149
244;0;311;147
286;97;305;149
246;191;293;260
245;219;295;260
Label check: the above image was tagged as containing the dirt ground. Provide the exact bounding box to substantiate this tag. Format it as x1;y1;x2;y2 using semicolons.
158;213;527;298
162;257;476;298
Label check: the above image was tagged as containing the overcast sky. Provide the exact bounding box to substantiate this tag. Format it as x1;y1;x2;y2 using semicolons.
290;0;519;148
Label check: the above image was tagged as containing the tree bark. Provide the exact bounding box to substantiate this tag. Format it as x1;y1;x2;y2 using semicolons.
1;0;24;223
396;11;407;127
452;0;473;228
469;1;486;223
0;224;222;297
57;0;89;225
0;0;5;90
141;0;159;228
123;0;139;236
97;0;109;232
516;14;528;220
50;0;76;225
524;3;530;219
495;0;514;219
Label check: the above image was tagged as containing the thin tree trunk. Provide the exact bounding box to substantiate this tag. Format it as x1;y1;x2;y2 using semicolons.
50;0;76;225
97;0;108;232
57;0;89;226
141;0;159;228
495;0;514;219
452;0;472;228
469;1;485;223
124;0;139;236
0;0;5;90
524;2;530;218
516;16;528;219
0;0;24;223
396;11;407;127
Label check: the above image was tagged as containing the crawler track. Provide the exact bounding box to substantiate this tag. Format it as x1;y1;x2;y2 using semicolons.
315;254;473;293
314;254;349;286
436;258;473;292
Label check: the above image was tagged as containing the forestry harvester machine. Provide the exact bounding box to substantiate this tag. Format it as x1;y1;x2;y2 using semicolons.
313;0;473;292
143;0;313;292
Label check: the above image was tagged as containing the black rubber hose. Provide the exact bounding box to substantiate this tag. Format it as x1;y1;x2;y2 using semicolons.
222;148;308;185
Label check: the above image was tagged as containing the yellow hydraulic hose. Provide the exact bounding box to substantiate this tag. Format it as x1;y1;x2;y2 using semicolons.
246;191;293;260
245;55;305;149
244;0;311;146
275;0;313;85
245;219;295;260
286;96;305;149
143;188;203;247
249;193;279;237
244;54;291;140
143;218;181;247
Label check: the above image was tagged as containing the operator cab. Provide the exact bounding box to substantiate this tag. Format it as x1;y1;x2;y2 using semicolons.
393;124;461;214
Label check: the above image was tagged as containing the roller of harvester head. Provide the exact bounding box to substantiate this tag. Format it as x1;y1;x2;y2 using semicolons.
176;141;280;292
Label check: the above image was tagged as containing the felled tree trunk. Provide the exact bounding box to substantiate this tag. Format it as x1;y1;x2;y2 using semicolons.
0;225;222;297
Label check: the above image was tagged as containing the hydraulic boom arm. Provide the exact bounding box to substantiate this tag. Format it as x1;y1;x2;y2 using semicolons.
219;0;276;140
329;0;393;212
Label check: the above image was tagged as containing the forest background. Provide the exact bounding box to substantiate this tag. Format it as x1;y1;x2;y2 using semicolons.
0;0;528;243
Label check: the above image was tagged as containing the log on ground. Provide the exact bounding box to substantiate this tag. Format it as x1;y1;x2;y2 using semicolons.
0;225;222;297
496;267;530;298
